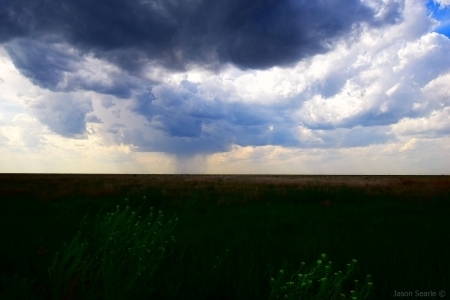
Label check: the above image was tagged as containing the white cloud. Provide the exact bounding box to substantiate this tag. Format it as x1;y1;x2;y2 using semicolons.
392;107;450;135
399;138;418;151
421;73;450;109
0;114;46;150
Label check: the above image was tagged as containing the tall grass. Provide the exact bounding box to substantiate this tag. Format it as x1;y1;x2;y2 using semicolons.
2;175;448;299
44;196;373;300
269;254;373;300
48;197;178;300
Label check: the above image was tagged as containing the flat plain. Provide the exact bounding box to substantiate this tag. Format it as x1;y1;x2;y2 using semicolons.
1;174;449;299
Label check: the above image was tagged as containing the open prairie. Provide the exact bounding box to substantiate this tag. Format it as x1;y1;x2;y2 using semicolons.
1;174;449;299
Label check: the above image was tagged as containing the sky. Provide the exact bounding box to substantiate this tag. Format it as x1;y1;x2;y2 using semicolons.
0;0;449;174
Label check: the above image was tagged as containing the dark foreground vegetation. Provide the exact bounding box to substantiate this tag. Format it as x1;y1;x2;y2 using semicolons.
0;174;449;299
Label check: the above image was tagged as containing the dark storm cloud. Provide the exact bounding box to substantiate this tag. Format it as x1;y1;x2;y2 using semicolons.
29;94;93;137
0;0;400;72
5;39;148;98
118;127;234;156
120;81;305;154
5;39;78;89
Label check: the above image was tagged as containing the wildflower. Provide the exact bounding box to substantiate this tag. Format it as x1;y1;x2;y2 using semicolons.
317;260;322;264
279;269;284;274
321;254;326;259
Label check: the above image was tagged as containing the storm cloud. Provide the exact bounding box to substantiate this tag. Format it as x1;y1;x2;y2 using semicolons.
1;0;400;72
5;39;148;98
1;0;450;174
28;93;93;137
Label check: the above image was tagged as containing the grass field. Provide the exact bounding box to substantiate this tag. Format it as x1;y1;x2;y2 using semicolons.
0;174;449;299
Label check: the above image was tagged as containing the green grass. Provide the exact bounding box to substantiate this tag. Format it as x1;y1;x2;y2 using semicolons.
2;197;374;299
1;176;449;299
268;254;373;300
47;197;178;300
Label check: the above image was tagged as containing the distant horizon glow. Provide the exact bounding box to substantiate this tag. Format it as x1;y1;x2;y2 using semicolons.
1;0;450;174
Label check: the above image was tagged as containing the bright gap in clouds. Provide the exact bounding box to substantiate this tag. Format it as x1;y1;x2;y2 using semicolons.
427;0;450;37
0;0;450;174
